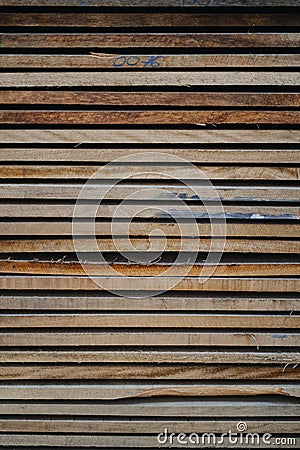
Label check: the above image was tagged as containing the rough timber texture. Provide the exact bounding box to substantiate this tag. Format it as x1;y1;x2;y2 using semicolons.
0;2;299;449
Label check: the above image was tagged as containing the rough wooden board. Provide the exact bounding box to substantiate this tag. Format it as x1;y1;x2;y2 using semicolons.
0;364;298;380
0;295;298;311
2;165;300;180
1;148;298;163
0;419;298;433
1;351;298;364
0;434;297;447
0;399;298;417
2;72;299;87
1;13;299;27
0;331;297;346
1;129;298;144
0;383;299;399
2;110;300;125
1;239;299;253
2;54;300;68
2;33;300;48
1;222;300;238
2;91;299;106
1;261;299;277
2;184;299;202
0;313;298;329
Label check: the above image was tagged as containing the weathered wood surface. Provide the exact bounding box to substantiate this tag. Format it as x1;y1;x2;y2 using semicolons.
1;165;299;180
1;261;299;277
1;148;298;163
1;275;300;293
1;71;299;87
1;129;298;144
2;110;300;125
1;33;300;48
1;54;300;68
1;351;298;364
0;419;298;433
2;91;299;106
1;13;299;27
0;365;298;380
0;383;298;399
1;222;299;237
0;295;298;311
0;313;298;329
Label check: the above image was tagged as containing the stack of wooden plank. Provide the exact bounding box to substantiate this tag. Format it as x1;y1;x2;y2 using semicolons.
0;0;299;448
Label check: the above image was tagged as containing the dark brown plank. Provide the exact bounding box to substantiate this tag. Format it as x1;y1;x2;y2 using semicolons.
1;1;299;7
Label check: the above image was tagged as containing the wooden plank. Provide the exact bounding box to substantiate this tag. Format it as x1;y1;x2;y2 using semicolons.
1;129;298;144
0;364;298;380
0;419;298;434
1;205;299;221
1;91;299;106
2;184;299;202
0;399;298;417
1;165;300;180
1;71;299;87
0;313;298;329
1;261;299;277
1;54;300;69
1;13;299;27
0;383;299;399
1;275;299;292
1;351;298;364
1;239;299;254
1;0;300;7
1;222;299;238
2;110;300;125
0;331;297;346
0;295;298;312
1;33;299;48
1;148;298;163
0;434;297;448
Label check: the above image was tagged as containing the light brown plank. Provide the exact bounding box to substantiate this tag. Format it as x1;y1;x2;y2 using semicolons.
2;110;300;125
0;419;297;434
1;239;299;253
0;434;297;447
1;54;300;68
1;275;299;292
0;313;297;329
1;351;298;364
1;261;299;277
1;91;299;106
0;399;298;418
1;13;299;27
1;184;299;202
1;33;299;48
1;222;299;238
1;165;300;180
0;295;298;312
1;71;299;87
1;148;298;163
0;364;298;380
1;129;298;144
0;383;298;400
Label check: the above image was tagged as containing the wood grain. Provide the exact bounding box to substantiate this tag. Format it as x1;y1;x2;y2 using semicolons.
2;110;299;125
1;71;299;87
2;222;299;237
1;54;300;68
1;275;299;292
0;364;298;380
1;129;298;144
2;91;299;106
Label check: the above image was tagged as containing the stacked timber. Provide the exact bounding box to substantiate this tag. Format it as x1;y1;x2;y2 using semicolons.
0;0;299;448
